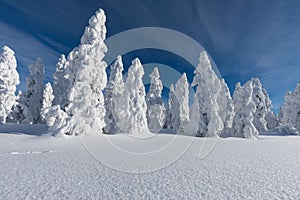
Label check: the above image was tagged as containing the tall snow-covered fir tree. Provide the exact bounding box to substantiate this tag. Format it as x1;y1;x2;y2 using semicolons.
115;58;148;134
265;111;278;130
46;8;108;136
22;58;45;124
11;91;28;124
104;55;124;134
232;81;259;139
40;82;54;122
185;94;201;136
282;83;300;131
250;78;270;132
187;51;225;137
146;67;166;132
278;106;284;125
174;73;190;133
0;46;19;124
165;84;179;130
41;82;54;111
218;79;234;131
53;54;69;108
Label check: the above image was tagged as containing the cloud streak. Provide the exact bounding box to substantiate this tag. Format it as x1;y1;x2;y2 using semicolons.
0;21;60;91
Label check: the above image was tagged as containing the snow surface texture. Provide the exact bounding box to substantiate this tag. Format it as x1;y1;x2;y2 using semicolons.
0;125;300;199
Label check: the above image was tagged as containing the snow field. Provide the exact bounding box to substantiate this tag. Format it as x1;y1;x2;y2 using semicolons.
0;125;299;199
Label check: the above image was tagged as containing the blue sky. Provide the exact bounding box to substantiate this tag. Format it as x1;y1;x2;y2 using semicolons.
0;0;300;112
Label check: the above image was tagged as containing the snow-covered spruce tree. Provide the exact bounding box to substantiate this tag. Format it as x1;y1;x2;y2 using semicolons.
53;54;69;108
146;67;166;131
165;84;179;130
219;79;234;131
250;78;270;132
232;81;259;139
42;105;70;136
0;46;19;124
282;83;300;132
265;111;278;130
40;82;54;123
22;58;45;124
41;82;54;111
174;73;190;133
104;55;124;134
185;94;201;136
278;106;284;125
47;8;108;136
187;51;225;137
11;91;28;123
116;58;148;134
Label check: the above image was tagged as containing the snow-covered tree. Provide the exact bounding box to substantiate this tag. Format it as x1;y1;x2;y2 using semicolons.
22;58;45;124
42;105;70;136
11;91;28;123
232;81;259;139
218;79;234;131
41;82;54;111
251;78;269;132
47;8;108;136
278;106;284;125
0;46;19;124
265;111;278;130
146;67;166;131
104;55;124;134
165;84;179;130
53;54;69;108
296;111;300;133
115;58;148;134
282;83;300;132
187;51;224;137
185;94;200;136
40;82;54;123
175;73;190;133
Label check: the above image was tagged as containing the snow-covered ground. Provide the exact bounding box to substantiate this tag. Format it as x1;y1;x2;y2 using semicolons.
0;124;300;199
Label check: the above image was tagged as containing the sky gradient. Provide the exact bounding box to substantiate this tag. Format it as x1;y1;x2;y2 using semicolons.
0;0;300;112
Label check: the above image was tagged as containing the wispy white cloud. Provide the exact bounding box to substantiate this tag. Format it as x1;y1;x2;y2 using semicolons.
0;21;59;91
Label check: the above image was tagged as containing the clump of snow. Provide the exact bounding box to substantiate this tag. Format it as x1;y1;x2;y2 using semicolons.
42;105;70;136
264;124;299;135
